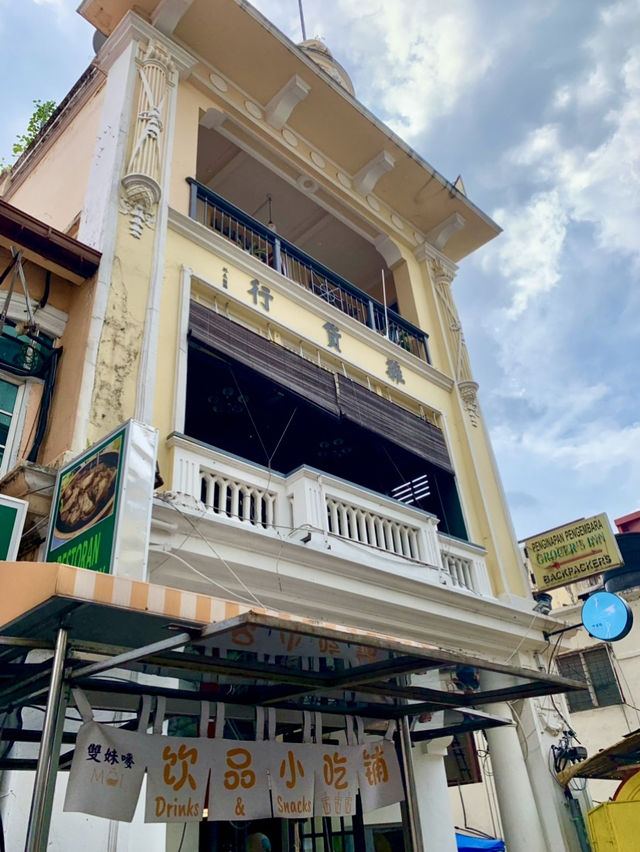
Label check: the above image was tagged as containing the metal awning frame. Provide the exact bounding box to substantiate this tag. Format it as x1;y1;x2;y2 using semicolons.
0;609;585;852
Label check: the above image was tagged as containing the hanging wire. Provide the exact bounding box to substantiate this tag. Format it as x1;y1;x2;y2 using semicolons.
155;498;265;608
155;547;263;607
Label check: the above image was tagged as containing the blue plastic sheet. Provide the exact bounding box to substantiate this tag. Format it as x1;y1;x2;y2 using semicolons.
455;832;505;851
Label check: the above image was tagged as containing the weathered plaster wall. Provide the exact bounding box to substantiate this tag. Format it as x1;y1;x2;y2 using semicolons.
87;217;151;442
7;85;106;232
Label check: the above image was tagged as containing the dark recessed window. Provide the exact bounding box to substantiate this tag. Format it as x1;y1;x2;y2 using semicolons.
556;646;623;712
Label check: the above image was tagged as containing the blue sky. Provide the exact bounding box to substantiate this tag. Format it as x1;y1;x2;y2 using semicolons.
2;0;639;540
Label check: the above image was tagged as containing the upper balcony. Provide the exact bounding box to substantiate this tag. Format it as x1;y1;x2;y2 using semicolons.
164;433;493;599
187;178;430;363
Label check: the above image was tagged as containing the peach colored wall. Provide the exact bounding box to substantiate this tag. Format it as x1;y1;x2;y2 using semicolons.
17;380;44;459
40;277;97;466
0;246;96;468
7;84;105;232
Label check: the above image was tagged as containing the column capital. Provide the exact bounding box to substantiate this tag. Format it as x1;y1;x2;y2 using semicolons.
414;241;458;283
96;10;197;79
419;735;453;757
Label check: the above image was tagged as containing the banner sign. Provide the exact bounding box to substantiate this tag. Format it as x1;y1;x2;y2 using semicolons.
217;622;390;668
208;740;273;821
0;494;27;560
314;745;359;818
64;721;150;822
145;735;211;822
45;420;158;577
525;512;623;591
64;725;404;823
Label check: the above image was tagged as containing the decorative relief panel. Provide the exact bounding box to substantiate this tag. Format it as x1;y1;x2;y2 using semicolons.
429;257;480;426
120;40;176;238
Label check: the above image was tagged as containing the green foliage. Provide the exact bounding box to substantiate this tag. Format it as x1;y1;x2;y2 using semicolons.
1;99;57;172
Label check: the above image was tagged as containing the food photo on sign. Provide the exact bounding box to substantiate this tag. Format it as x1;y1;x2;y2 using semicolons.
46;428;126;572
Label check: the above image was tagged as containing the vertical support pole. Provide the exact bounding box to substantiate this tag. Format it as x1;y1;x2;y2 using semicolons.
188;179;198;220
25;627;68;852
398;716;423;852
366;298;376;331
273;237;282;274
422;333;431;364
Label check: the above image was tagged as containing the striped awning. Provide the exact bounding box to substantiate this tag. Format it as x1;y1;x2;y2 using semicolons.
0;561;253;648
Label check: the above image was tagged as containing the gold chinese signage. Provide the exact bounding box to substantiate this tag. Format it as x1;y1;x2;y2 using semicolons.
525;513;623;591
64;724;404;823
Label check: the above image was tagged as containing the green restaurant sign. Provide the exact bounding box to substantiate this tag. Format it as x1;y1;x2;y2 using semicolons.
45;420;158;576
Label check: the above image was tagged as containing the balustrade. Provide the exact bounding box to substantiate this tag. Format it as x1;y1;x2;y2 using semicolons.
187;179;430;362
167;436;492;597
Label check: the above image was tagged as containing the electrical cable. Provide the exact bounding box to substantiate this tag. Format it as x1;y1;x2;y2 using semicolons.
150;548;262;608
157;497;265;607
547;631;564;671
548;695;576;734
502;610;539;665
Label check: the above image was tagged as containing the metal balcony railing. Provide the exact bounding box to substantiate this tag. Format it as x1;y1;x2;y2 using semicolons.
187;178;430;362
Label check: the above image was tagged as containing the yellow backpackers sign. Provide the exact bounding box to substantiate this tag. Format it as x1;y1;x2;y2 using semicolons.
525;513;623;591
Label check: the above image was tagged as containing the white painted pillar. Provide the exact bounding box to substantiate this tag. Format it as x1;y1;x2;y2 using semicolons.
411;736;458;852
479;671;548;852
517;698;589;852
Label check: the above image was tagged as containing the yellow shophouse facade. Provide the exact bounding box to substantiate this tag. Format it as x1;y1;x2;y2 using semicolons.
0;2;589;850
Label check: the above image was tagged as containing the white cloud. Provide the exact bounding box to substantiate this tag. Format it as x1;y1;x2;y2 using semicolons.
483;0;640;328
250;0;518;140
507;49;640;260
332;1;497;140
485;190;568;317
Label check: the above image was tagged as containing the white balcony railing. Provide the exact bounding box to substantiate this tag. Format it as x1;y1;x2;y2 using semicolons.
167;435;493;597
438;534;492;596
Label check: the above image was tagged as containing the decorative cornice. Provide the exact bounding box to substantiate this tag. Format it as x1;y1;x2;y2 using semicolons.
265;75;311;130
353;151;395;196
414;240;458;278
95;10;196;78
426;212;466;252
151;0;197;37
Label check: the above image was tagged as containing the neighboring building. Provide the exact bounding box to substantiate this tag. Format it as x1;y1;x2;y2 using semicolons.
545;512;640;806
0;2;587;851
0;197;100;554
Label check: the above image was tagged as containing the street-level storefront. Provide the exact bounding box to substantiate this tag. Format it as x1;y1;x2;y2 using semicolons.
0;562;581;851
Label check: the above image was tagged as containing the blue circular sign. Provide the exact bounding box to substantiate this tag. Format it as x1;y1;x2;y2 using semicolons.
581;591;633;641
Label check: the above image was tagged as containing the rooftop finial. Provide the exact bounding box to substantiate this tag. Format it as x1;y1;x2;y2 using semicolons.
297;0;307;41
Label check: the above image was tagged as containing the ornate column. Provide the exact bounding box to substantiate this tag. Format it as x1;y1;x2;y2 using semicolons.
416;244;480;427
120;39;176;238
